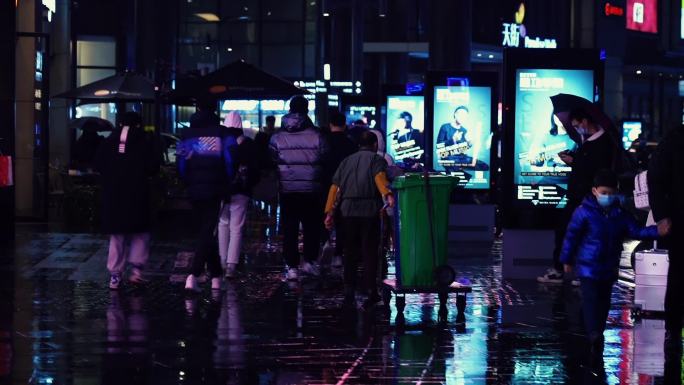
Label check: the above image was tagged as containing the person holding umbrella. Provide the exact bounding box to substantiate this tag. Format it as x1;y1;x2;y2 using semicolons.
538;107;616;284
95;112;160;289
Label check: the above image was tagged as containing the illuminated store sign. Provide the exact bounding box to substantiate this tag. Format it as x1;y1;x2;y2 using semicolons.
605;3;625;17
626;0;658;33
501;3;557;49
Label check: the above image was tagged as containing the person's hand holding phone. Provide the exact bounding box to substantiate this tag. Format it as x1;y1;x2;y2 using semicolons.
558;150;573;166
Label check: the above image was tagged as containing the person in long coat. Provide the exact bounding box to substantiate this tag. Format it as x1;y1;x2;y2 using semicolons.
96;112;160;289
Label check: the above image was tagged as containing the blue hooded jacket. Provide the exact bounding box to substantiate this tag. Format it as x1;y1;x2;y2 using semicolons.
560;195;658;280
176;110;237;201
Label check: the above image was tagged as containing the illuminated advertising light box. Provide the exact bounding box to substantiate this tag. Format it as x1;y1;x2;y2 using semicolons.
627;0;658;33
345;105;377;129
681;0;684;39
385;95;425;167
513;69;593;209
622;120;642;150
430;82;494;189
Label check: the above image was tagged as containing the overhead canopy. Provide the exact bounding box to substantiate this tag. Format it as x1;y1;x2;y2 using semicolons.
53;72;156;103
165;60;309;105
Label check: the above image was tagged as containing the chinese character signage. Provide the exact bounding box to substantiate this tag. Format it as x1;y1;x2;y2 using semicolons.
501;3;557;49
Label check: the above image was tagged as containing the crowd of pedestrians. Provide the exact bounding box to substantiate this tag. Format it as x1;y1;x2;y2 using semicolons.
94;95;683;365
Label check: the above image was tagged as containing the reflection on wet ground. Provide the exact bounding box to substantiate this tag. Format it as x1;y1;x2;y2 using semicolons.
0;204;681;384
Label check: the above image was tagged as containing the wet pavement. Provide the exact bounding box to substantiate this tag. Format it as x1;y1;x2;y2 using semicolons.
1;204;682;385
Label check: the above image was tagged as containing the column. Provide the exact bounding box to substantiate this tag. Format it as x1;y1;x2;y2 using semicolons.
429;0;472;71
0;0;16;245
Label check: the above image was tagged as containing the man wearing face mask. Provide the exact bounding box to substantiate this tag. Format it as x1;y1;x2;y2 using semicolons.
539;108;615;284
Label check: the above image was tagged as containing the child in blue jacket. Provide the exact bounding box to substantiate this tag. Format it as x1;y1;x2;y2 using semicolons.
560;169;668;362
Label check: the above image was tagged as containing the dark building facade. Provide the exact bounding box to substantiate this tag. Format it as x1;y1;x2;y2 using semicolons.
2;0;684;242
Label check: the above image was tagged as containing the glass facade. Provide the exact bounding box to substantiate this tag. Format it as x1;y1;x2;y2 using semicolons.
74;36;117;124
177;0;318;79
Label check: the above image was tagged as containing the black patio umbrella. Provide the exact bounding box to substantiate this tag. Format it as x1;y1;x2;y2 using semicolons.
69;117;115;132
54;72;156;103
165;60;309;105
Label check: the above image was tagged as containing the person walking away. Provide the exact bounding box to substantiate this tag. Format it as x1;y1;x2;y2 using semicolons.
648;125;684;356
323;111;357;268
255;115;277;171
539;108;615;284
95;112;160;290
324;131;395;309
560;170;668;365
219;111;259;278
270;96;329;280
178;102;237;292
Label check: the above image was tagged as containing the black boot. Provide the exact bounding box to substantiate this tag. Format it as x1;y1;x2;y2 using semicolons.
589;333;604;367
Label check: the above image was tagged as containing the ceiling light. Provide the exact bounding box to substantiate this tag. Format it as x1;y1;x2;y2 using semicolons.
476;53;482;57
488;54;494;59
379;13;386;17
636;70;642;75
195;13;220;22
323;12;330;16
227;47;233;52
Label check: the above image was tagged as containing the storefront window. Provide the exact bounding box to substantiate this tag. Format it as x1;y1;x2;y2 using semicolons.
75;36;117;123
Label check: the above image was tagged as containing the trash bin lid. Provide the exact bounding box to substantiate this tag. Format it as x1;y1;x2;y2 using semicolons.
392;173;458;189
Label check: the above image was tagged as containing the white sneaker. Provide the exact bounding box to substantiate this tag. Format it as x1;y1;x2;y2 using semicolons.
109;274;121;290
211;277;223;290
301;261;321;277
185;275;201;293
571;279;581;287
225;264;237;279
286;267;299;281
331;255;343;268
537;268;564;284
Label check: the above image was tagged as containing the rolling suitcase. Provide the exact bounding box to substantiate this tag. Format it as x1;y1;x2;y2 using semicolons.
634;249;669;313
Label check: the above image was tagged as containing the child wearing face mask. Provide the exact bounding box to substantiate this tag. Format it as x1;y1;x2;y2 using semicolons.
560;169;670;365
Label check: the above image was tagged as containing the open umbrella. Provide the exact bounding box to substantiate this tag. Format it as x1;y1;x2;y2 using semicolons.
551;93;637;187
165;60;309;105
54;72;156;103
69;117;114;132
550;94;618;143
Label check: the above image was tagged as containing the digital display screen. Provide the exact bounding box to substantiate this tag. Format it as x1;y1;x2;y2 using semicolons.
346;105;377;129
514;69;594;208
622;121;642;150
432;86;492;189
627;0;658;34
385;96;425;167
681;0;684;39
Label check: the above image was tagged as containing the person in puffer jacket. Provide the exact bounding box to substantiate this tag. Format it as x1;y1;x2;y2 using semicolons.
269;95;329;280
560;169;666;365
177;103;237;292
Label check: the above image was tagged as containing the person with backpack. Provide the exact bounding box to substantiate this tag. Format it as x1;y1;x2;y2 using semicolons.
95;112;160;290
218;111;259;278
177;102;237;292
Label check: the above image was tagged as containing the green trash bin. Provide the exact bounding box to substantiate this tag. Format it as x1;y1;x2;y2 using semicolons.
392;174;458;288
